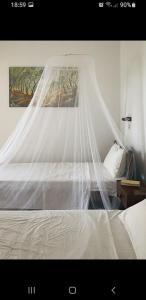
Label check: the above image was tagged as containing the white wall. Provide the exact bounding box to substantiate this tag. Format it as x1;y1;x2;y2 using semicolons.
0;41;120;159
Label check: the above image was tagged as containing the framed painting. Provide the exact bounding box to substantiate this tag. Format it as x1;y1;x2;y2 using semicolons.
9;66;79;107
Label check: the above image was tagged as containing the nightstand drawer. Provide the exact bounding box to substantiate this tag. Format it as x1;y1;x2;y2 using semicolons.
134;190;146;196
117;180;146;209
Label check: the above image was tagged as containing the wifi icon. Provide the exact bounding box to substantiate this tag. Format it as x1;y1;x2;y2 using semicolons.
105;1;112;7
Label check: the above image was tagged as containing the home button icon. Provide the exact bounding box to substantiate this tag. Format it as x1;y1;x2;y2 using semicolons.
69;286;77;295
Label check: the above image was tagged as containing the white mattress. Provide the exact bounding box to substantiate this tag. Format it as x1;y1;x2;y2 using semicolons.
0;162;117;192
0;209;136;259
0;162;119;209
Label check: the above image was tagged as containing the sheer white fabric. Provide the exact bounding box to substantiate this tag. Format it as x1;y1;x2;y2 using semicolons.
0;55;125;209
120;42;146;180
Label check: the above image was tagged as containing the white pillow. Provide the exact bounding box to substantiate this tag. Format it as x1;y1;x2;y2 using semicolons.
119;199;146;259
103;143;126;178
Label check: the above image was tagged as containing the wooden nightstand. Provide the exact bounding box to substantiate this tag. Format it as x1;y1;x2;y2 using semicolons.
117;180;146;209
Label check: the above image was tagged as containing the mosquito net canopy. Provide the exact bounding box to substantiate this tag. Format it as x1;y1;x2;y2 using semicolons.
0;55;126;210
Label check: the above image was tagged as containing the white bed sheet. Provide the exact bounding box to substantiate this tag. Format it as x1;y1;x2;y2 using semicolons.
0;162;115;185
0;210;136;259
0;162;122;209
0;162;117;190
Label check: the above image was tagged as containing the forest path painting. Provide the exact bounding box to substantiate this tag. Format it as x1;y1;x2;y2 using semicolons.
9;67;43;107
9;67;78;107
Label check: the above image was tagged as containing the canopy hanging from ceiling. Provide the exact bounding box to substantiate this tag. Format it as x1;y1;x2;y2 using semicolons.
0;55;126;210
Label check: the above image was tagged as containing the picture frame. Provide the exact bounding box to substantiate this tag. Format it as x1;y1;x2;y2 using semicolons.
9;66;79;107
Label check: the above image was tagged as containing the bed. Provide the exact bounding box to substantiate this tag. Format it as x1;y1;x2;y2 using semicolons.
0;199;146;259
0;162;122;209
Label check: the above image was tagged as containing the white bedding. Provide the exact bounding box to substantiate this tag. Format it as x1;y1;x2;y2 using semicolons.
0;162;116;190
0;209;136;259
0;162;119;209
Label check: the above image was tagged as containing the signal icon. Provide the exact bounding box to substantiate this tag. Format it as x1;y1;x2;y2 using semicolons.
113;3;119;7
